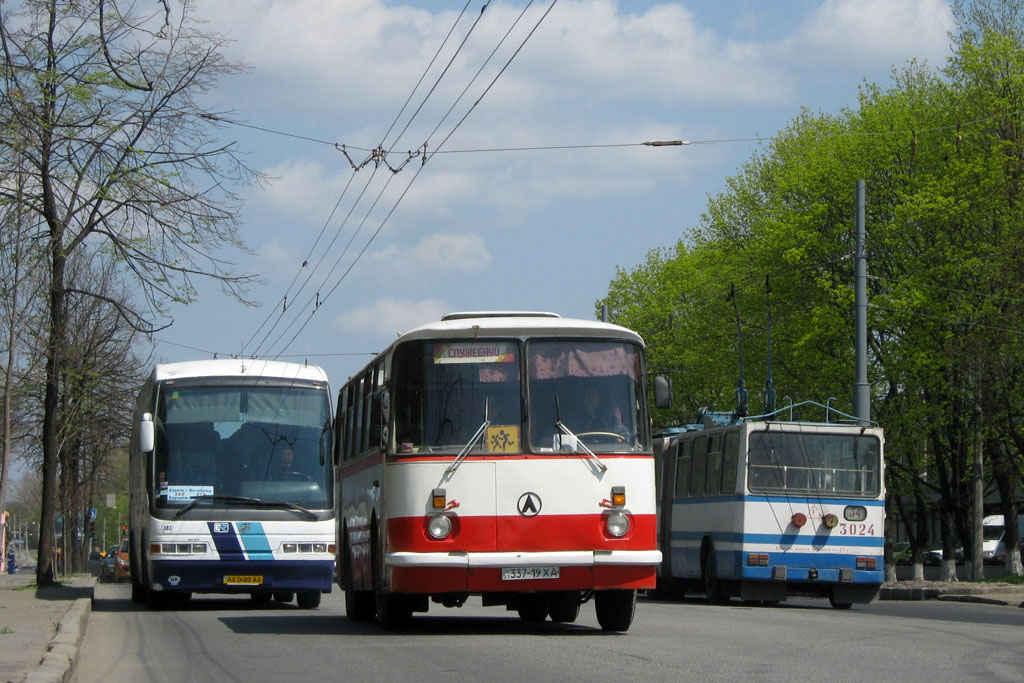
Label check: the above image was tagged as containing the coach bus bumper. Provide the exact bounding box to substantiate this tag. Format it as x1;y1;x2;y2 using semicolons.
385;550;662;593
148;559;335;593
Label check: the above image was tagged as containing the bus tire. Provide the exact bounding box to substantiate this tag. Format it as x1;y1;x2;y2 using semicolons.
516;594;549;623
297;591;321;609
345;588;376;622
549;592;581;623
829;593;852;610
273;592;294;603
131;578;146;604
375;592;412;630
595;589;636;632
703;544;728;604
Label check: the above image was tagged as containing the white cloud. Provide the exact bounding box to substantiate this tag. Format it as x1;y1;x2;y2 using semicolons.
336;296;450;337
789;0;954;70
369;232;491;271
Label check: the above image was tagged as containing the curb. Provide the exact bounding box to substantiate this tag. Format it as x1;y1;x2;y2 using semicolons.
935;594;1009;606
878;587;941;601
25;593;93;683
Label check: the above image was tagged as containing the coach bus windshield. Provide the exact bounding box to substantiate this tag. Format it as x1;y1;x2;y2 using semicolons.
747;431;881;497
153;383;332;510
527;340;648;454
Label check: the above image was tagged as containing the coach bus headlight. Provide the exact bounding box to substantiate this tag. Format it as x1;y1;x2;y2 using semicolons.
605;511;630;538
427;514;452;539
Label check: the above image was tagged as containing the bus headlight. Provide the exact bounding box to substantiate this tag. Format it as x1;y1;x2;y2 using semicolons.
427;514;452;539
605;511;630;537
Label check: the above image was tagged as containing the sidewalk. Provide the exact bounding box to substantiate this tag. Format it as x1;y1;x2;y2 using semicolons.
880;579;1024;606
0;570;94;683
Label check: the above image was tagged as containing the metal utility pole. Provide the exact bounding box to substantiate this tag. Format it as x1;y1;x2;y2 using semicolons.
854;180;870;424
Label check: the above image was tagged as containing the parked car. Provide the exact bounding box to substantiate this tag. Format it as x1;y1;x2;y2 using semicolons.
87;547;104;577
892;542;912;566
113;538;130;582
99;544;119;583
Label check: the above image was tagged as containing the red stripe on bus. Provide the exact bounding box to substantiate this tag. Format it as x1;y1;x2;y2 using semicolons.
339;451;384;477
388;564;656;593
386;513;656;553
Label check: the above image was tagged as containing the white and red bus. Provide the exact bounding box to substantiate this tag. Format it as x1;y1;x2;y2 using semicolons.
335;312;666;630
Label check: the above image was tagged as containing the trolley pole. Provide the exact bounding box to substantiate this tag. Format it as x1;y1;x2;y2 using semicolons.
853;180;870;424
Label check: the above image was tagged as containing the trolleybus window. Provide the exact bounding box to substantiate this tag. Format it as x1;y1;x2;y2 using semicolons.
153;383;332;509
747;431;881;497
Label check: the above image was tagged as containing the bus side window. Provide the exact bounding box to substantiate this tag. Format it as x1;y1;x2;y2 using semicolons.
674;439;692;498
705;434;723;496
689;436;707;497
721;431;739;494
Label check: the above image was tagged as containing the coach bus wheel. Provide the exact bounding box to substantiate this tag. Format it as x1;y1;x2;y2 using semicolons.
702;545;728;604
376;592;413;630
516;594;549;623
131;578;146;604
273;591;294;603
297;591;322;609
594;589;636;632
548;592;581;623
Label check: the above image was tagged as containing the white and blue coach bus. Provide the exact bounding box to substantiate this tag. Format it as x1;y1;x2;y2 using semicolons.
128;360;335;609
653;403;884;609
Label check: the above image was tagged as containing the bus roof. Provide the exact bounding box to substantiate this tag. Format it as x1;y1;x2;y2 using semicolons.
398;312;644;345
152;359;329;384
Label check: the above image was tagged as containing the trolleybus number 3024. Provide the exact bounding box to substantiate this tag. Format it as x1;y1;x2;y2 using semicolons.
501;567;560;580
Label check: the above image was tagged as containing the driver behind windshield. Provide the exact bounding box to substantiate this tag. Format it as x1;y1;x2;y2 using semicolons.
577;385;628;438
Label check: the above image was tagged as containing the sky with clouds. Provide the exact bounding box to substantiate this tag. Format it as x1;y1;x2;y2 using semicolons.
155;0;958;386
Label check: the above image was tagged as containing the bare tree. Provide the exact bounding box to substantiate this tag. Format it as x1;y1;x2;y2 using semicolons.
0;1;259;585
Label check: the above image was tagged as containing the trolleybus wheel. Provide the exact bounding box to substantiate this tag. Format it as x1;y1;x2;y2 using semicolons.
273;591;294;603
594;589;636;632
702;545;728;603
297;591;322;609
828;593;852;610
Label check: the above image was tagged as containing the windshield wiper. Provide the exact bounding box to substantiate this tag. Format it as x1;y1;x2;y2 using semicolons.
174;495;263;519
554;394;607;473
446;398;491;476
174;495;317;520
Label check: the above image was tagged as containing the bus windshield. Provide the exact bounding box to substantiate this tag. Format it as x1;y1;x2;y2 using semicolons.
747;430;881;497
527;340;648;454
393;340;523;454
153;383;332;510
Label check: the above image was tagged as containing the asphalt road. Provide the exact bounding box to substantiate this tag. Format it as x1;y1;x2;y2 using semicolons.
78;583;1024;683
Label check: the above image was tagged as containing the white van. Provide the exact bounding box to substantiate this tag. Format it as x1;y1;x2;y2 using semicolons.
981;514;1024;564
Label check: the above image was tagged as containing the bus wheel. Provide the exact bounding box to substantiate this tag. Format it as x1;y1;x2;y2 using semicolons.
828;593;852;610
375;592;412;630
131;578;146;604
549;592;581;623
297;591;321;609
595;589;636;632
273;592;294;603
345;588;376;622
703;546;728;604
516;594;549;623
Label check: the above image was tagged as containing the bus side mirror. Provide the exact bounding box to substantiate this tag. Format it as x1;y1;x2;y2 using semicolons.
139;413;155;453
653;375;672;410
